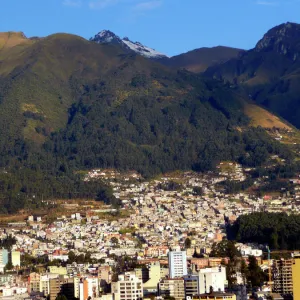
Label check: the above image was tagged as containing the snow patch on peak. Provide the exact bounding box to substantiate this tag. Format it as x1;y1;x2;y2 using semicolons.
122;38;166;58
90;30;168;59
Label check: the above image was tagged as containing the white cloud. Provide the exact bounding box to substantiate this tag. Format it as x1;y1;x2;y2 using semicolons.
89;0;120;9
256;1;279;5
62;0;82;7
132;0;162;11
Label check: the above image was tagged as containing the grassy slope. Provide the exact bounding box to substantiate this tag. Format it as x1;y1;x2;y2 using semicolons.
244;103;292;130
0;33;132;143
205;48;300;128
162;46;243;73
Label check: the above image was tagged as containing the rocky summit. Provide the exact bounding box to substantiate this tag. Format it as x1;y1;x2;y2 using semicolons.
90;29;167;59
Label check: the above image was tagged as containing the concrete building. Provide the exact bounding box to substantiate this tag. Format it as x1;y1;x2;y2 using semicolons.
48;266;67;275
60;277;75;300
292;254;300;300
40;274;59;296
10;251;21;267
99;265;112;293
79;277;99;300
49;278;61;300
198;266;227;294
134;267;149;283
192;292;236;300
168;250;187;278
74;276;80;299
183;274;199;298
112;272;143;300
159;278;185;300
143;262;161;294
0;249;9;266
29;273;41;293
273;259;293;296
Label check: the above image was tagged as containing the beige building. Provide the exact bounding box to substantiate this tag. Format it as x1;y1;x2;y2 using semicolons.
192;292;236;300
49;278;61;300
159;278;185;300
11;251;21;267
292;254;300;300
39;274;60;297
112;272;143;300
273;259;293;296
29;272;40;293
143;262;161;294
48;266;67;275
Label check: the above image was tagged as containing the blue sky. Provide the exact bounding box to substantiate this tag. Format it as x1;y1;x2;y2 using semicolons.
1;0;299;56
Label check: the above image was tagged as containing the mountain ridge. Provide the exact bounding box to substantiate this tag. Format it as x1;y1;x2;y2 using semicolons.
0;25;297;213
205;22;300;128
90;29;168;59
159;46;244;73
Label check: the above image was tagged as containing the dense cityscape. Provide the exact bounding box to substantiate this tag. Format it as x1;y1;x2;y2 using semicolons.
1;163;300;300
2;2;300;300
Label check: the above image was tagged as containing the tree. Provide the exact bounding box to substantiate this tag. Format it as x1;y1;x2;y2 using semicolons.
184;238;192;249
96;186;120;208
247;256;267;288
84;252;91;263
68;251;76;263
5;261;13;271
56;295;67;300
240;259;248;285
210;240;241;261
47;259;61;267
0;235;17;250
110;237;119;248
193;186;203;196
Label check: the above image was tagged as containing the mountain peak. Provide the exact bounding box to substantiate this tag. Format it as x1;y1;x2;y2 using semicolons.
255;22;300;60
90;30;122;44
90;30;168;59
0;31;32;50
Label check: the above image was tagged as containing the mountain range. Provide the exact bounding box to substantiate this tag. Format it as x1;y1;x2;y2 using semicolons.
205;22;300;128
0;23;299;213
90;30;167;59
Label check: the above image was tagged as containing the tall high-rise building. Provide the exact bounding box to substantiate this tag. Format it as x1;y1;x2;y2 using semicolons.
168;250;188;278
272;258;293;296
112;272;143;300
0;249;8;267
10;251;21;267
79;277;99;300
292;254;300;299
49;278;61;300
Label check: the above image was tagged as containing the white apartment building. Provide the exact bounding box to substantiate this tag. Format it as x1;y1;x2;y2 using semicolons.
11;251;21;267
79;276;99;300
112;272;143;300
168;250;187;278
198;266;227;294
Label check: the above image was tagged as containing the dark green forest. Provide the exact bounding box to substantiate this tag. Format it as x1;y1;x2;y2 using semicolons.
228;212;300;250
0;33;294;214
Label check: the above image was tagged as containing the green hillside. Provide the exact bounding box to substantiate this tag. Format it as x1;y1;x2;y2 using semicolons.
160;46;243;73
205;22;300;128
0;31;292;214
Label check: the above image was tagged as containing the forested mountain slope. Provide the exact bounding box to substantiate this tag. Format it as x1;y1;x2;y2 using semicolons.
0;31;292;213
205;22;300;128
